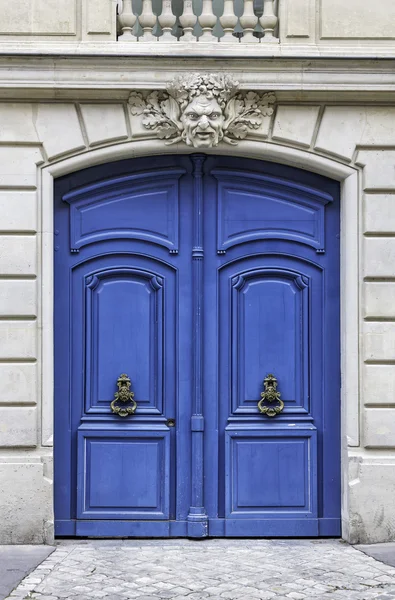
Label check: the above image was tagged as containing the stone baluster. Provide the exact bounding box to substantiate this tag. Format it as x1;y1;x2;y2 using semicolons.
198;0;217;41
260;0;279;42
219;0;238;42
158;0;177;41
138;0;157;41
240;0;258;43
180;0;197;42
118;0;138;40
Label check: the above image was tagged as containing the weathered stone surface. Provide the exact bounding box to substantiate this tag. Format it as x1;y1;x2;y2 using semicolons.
0;147;42;188
321;0;395;38
0;104;39;143
0;191;37;232
0;280;37;317
80;103;128;146
364;282;395;318
363;364;395;406
365;408;395;448
0;461;52;544
0;0;76;35
272;105;320;147
364;194;395;234
35;104;85;160
0;321;36;360
0;363;37;405
0;407;37;447
0;236;36;276
6;540;395;599
364;323;395;362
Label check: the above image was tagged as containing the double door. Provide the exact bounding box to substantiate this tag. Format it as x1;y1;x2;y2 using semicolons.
54;154;340;537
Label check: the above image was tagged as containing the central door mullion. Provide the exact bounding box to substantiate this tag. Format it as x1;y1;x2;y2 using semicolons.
187;154;208;538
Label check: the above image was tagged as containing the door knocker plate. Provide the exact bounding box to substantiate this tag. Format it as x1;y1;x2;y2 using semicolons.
257;374;284;417
110;373;137;417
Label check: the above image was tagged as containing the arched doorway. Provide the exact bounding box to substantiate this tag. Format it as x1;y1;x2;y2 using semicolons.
54;154;340;537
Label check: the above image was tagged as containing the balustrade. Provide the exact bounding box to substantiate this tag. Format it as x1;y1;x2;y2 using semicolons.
117;0;279;43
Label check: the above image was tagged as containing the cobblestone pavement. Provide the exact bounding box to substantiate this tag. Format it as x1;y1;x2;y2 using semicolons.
6;539;395;600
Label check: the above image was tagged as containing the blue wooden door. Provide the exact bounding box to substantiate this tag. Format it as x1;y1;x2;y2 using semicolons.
203;156;340;537
54;155;340;537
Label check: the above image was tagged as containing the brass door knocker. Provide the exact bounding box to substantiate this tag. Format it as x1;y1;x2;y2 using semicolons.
257;374;284;417
110;373;137;417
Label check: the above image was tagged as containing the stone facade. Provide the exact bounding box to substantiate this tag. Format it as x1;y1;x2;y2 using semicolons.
1;0;395;544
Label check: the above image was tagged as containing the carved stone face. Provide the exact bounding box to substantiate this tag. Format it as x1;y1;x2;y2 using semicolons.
181;96;225;148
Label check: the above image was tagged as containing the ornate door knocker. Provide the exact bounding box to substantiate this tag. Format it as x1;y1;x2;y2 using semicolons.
110;373;137;417
257;374;284;417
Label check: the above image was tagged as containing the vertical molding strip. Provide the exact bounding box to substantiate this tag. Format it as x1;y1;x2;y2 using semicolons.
187;154;208;538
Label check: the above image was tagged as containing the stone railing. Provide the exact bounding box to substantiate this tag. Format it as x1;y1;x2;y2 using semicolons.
117;0;278;43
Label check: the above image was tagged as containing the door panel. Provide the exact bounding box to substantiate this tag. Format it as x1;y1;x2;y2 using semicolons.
213;169;331;252
225;427;317;516
77;429;170;519
230;268;310;414
64;169;184;252
84;268;165;415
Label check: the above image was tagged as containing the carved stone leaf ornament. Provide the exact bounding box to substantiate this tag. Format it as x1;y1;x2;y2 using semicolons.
128;74;276;148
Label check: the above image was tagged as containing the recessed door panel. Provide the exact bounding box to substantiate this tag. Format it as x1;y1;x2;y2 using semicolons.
63;169;185;252
225;427;317;517
84;269;164;414
77;430;170;519
231;270;310;414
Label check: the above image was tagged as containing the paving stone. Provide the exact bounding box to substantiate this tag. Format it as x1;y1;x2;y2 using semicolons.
5;540;395;600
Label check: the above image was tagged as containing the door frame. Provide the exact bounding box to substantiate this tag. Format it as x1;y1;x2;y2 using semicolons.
41;140;358;539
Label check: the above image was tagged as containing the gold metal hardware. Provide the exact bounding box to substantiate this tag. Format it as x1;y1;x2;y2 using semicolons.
257;374;284;417
110;373;137;417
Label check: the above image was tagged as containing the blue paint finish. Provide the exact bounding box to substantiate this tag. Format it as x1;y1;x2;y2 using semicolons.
77;429;170;519
55;155;340;538
225;427;317;517
187;155;208;538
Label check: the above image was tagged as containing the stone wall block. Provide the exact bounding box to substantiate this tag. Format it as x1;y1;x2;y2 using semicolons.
315;107;365;161
363;238;395;278
129;113;157;140
0;147;42;188
357;150;395;191
348;459;395;544
360;108;395;146
0;280;37;317
364;408;395;447
364;282;395;318
363;365;395;406
0;191;37;232
35;104;86;160
82;0;117;39
0;104;39;143
0;236;36;275
80;104;129;146
0;322;37;360
281;0;314;39
321;0;395;39
0;364;37;405
363;322;395;362
0;407;37;447
272;105;320;148
0;462;52;544
0;0;76;36
363;194;395;234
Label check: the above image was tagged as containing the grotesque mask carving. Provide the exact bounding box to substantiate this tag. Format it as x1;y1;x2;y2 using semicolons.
181;96;225;148
128;73;276;148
